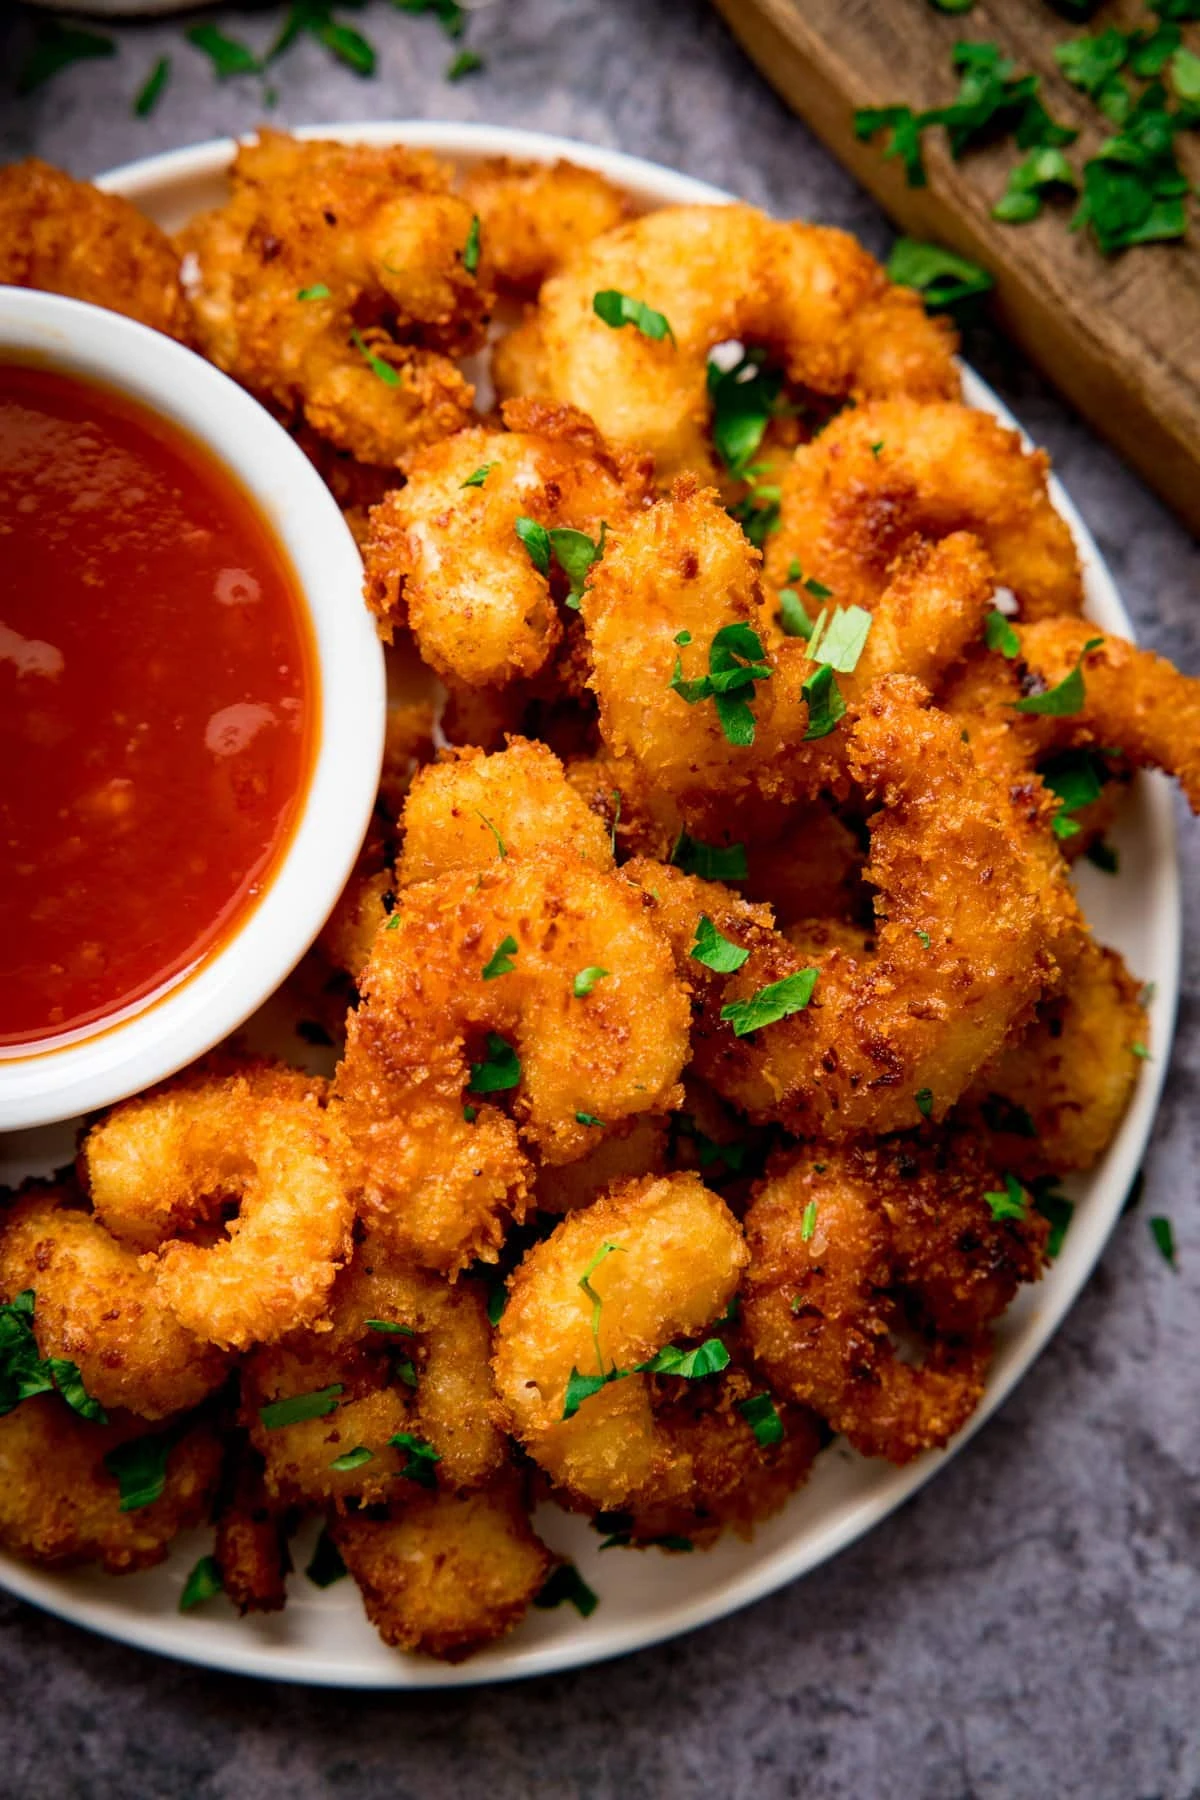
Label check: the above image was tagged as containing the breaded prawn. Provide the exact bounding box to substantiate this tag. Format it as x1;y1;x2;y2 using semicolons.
460;157;632;296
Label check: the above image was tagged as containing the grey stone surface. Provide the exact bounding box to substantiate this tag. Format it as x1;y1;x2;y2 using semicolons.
2;1;1199;1794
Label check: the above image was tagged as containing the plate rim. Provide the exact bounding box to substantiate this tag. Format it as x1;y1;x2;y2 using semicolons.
0;119;1181;1689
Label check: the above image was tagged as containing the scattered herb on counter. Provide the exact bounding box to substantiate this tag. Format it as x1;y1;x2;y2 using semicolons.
1149;1214;1178;1267
929;0;977;12
18;18;115;95
446;48;484;80
134;56;171;118
721;969;819;1038
186;23;262;78
592;289;676;344
994;145;1079;223
392;0;465;38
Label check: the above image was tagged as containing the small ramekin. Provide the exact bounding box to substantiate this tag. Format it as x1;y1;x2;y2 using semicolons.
0;288;384;1130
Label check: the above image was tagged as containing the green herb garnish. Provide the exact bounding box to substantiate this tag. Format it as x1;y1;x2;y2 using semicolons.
350;329;400;387
669;621;773;748
179;1554;224;1612
534;1563;598;1617
801;1200;818;1242
1149;1215;1177;1268
573;966;610;997
259;1385;343;1430
637;1339;731;1379
737;1393;784;1448
690;914;750;973
886;237;996;317
985;608;1021;658
994;146;1079;224
134;56;171;117
463;214;481;275
0;1290;106;1423
366;1318;416;1336
389;1431;442;1488
186;23;261;78
330;1445;375;1472
461;462;494;488
721;969;819;1037
297;283;332;302
446;48;484;79
481;935;518;981
801;663;847;741
392;0;465;39
669;833;748;881
467;1032;521;1094
1011;638;1102;716
984;1172;1028;1223
915;1087;934;1119
104;1432;173;1512
593;289;676;344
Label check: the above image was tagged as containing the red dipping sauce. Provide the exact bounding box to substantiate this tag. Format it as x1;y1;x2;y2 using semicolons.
0;362;317;1052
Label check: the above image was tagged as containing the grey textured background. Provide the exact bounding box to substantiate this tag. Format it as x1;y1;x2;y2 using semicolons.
3;1;1199;1794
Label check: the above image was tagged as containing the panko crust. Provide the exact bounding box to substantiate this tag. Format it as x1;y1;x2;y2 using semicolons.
0;159;191;340
460;157;633;296
331;1479;552;1661
214;1440;292;1614
0;1179;229;1421
0;1399;222;1575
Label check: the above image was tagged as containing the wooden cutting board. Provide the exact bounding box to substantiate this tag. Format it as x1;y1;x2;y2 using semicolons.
712;0;1200;538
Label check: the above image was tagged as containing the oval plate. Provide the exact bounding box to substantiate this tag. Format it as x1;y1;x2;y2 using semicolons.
0;122;1181;1688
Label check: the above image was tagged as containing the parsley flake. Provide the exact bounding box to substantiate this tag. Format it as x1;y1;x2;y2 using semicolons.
468;1032;521;1094
801;1200;818;1242
366;1317;416;1337
446;48;484;80
1011;639;1102;716
637;1338;731;1379
886;237;995;318
350;329;400;387
259;1384;343;1430
593;289;676;344
669;620;773;747
481;935;518;981
1042;750;1106;838
549;524;607;609
806;605;872;673
393;0;465;39
1032;1177;1074;1258
915;1087;934;1119
461;462;494;488
534;1563;598;1617
18;18;115;93
801;662;847;741
690;913;750;973
463;214;481;276
330;1445;375;1473
915;929;932;949
994;145;1079;225
1149;1215;1177;1268
670;833;748;881
389;1431;442;1488
985;608;1021;658
0;1290;106;1423
984;1172;1028;1223
707;349;783;480
738;1392;784;1448
1132;1041;1151;1060
472;809;507;860
721;969;819;1037
573;966;610;998
179;1554;224;1613
134;56;171;118
104;1431;173;1512
778;588;815;640
576;1111;605;1128
297;283;332;302
186;23;261;78
562;1366;619;1419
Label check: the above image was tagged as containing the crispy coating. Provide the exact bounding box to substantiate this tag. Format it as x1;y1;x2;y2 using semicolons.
742;804;867;928
742;1140;1048;1463
214;1440;291;1614
493;204;958;483
179;130;488;465
535;1115;668;1215
331;1478;552;1660
318;813;397;983
242;1236;504;1506
624;679;1068;1136
363;398;652;687
83;1066;354;1352
582;480;999;831
0;1398;221;1574
461;157;633;296
0;1180;229;1421
0;159;191;340
334;851;690;1272
493;1172;747;1510
960;929;1147;1177
564;750;683;862
398;737;614;887
767;401;1083;621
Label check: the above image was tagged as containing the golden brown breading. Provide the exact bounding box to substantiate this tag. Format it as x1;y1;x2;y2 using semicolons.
331;1478;552;1660
214;1440;292;1614
0;1179;229;1421
460;157;632;296
742;1138;1047;1463
179;130;490;465
0;159;191;340
767;401;1084;621
0;1398;222;1574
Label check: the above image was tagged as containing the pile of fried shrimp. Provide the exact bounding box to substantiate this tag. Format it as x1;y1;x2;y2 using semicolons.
4;132;1199;1666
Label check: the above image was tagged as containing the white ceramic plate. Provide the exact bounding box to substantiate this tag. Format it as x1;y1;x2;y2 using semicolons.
0;124;1180;1688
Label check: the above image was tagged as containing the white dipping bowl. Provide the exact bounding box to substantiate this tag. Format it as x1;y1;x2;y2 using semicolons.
0;289;384;1130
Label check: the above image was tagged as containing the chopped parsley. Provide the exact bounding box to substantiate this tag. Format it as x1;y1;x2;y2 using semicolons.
855;105;929;187
984;1171;1028;1223
1041;749;1106;839
1012;638;1102;716
463;214;481;276
575;1111;605;1128
995;145;1080;223
690;914;750;973
1085;839;1120;874
186;23;261;78
104;1431;173;1512
305;1528;348;1588
18;18;115;93
314;18;376;74
350;329;400;387
706;348;782;482
515;518;607;606
330;1445;375;1472
1149;1215;1177;1268
467;1032;521;1094
515;515;552;572
985;608;1021;658
669;621;773;748
461;462;495;488
915;929;932;949
778;588;815;640
720;968;819;1037
1031;1176;1074;1258
801;1199;818;1242
806;605;872;673
534;1563;598;1617
738;1392;784;1448
573;966;610;998
297;283;333;304
801;663;847;742
563;1242;628;1418
134;56;171;118
1132;1040;1152;1060
259;1384;343;1430
886;237;995;319
179;1554;224;1613
592;289;676;344
389;1431;442;1488
473;809;507;859
637;1338;730;1379
486;1277;508;1327
393;0;465;37
562;1366;617;1418
915;1087;934;1119
366;1318;416;1336
0;1290;107;1423
670;833;748;881
446;48;484;80
1071;83;1192;255
481;935;518;980
979;1093;1038;1138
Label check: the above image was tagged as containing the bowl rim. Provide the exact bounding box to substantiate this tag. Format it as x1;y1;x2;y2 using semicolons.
0;287;385;1129
0;120;1181;1687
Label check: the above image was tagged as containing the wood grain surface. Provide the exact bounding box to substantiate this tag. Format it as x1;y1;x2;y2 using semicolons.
714;0;1200;537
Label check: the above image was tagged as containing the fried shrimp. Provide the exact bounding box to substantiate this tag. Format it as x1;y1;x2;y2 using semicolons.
767;401;1083;621
960;929;1148;1177
582;480;999;830
82;1066;353;1352
334;851;690;1272
742;1140;1048;1463
493;1172;748;1510
492;204;958;483
214;1440;292;1614
625;678;1066;1137
397;737;614;887
0;159;191;340
331;1478;552;1660
243;1236;504;1505
179;130;489;465
363;399;651;688
0;1398;221;1573
460;157;632;296
0;1180;229;1421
